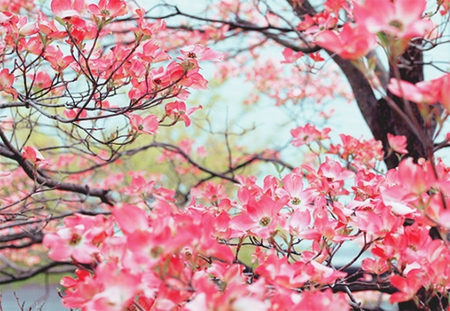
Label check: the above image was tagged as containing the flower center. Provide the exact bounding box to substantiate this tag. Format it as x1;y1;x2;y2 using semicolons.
259;216;271;227
388;20;404;31
187;52;197;58
291;197;301;205
100;9;110;16
69;234;81;245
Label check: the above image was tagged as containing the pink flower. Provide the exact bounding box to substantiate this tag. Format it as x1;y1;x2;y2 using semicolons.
43;214;113;264
291;123;331;147
60;269;100;308
315;23;376;59
281;48;304;63
137;41;170;63
86;263;140;311
51;0;84;19
439;74;450;112
353;0;432;39
276;170;314;209
64;108;88;119
296;289;350;310
128;113;159;135
88;0;128;19
0;68;17;100
388;74;450;114
387;77;442;105
112;204;148;235
231;195;289;239
387;133;408;154
22;146;50;166
165;101;202;127
44;46;74;72
397;157;436;195
181;44;225;62
361;257;388;275
390;270;423;303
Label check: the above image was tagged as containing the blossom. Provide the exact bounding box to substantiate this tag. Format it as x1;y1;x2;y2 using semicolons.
389;270;423;303
315;23;376;59
387;133;408;154
165;101;202;127
128;113;159;135
387;77;442;105
64;108;88;119
44;46;74;72
181;44;225;62
87;0;128;19
231;195;289;239
353;0;432;39
291;123;331;146
0;68;17;100
51;0;84;19
276;170;314;209
43;214;113;263
397;157;436;195
281;48;304;63
439;74;450;112
22;146;50;166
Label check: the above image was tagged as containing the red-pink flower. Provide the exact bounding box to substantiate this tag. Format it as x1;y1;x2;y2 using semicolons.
137;41;170;63
387;133;408;154
361;257;388;275
231;195;289;239
387;77;442;105
43;213;113;263
315;23;376;59
397;157;436;195
86;263;140;311
64;108;88;119
44;46;74;72
165;101;202;127
281;47;304;63
129;113;159;135
353;0;432;39
291;123;331;146
112;204;149;235
255;252;310;288
295;289;350;310
60;269;100;308
390;270;423;303
51;0;84;19
0;68;17;100
389;74;450;114
22;146;49;166
277;170;314;209
88;0;127;19
181;44;225;62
